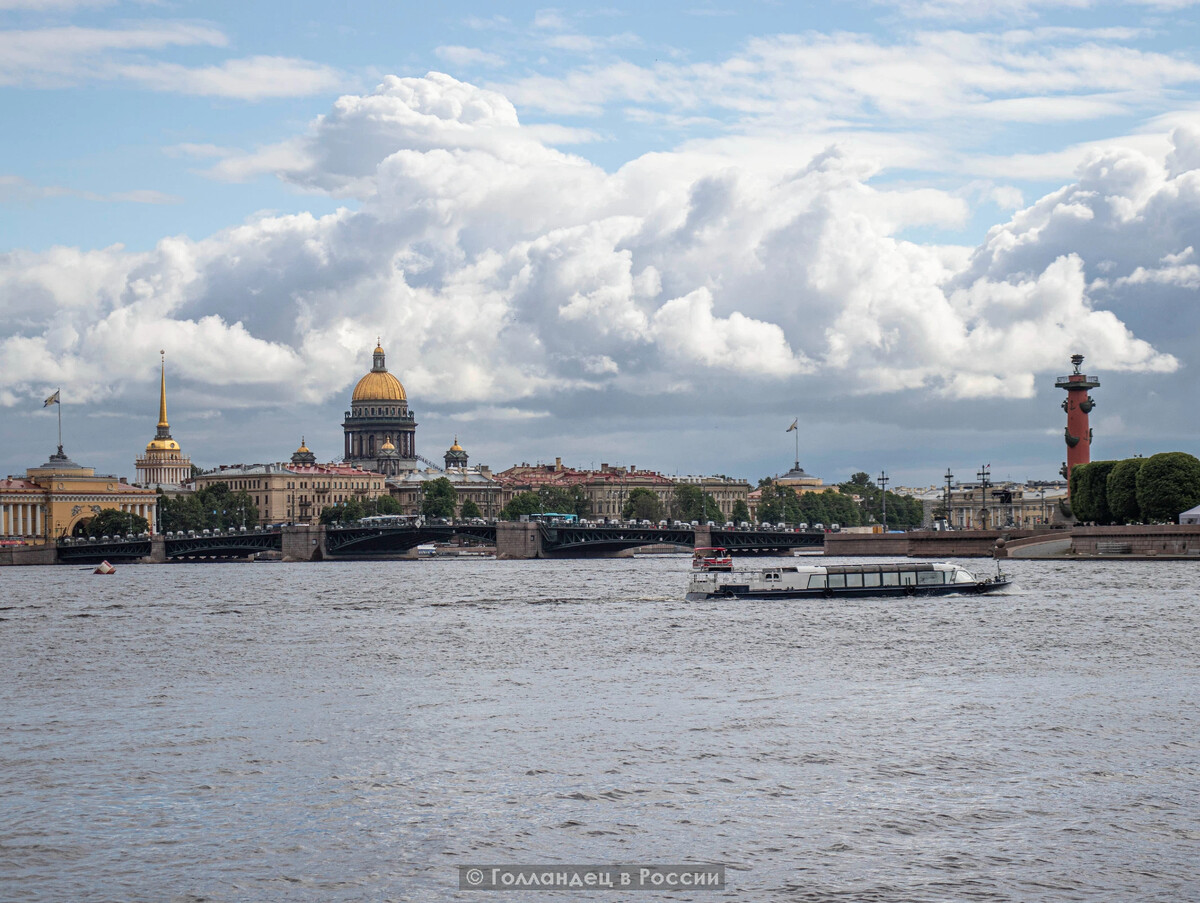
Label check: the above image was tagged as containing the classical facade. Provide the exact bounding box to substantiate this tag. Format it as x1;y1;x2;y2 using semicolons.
673;474;752;520
387;437;503;517
3;447;158;540
343;342;417;475
897;481;1070;530
135;353;193;489
191;446;389;526
496;459;678;518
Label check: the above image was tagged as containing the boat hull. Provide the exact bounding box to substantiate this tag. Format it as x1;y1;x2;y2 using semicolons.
685;577;1010;602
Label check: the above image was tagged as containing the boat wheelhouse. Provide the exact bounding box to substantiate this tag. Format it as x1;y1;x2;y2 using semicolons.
686;560;1009;601
692;547;733;571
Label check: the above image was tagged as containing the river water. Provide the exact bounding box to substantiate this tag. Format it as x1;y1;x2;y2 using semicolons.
1;556;1197;902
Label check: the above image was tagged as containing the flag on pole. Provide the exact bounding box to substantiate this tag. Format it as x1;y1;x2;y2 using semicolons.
43;390;60;407
786;418;798;432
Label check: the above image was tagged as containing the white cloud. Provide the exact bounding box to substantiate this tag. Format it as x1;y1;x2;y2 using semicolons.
0;23;341;99
0;73;1182;427
113;56;345;100
435;45;507;68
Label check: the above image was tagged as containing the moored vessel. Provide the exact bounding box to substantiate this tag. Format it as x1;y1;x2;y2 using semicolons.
686;560;1009;601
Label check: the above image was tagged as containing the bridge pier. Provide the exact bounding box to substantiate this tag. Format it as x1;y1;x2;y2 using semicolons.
144;535;167;564
282;524;328;562
495;522;542;559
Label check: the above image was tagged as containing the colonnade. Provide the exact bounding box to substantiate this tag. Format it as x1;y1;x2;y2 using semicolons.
1;502;45;537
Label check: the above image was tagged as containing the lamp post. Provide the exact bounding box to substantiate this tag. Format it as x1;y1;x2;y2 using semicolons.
878;471;889;532
944;468;954;531
976;465;991;530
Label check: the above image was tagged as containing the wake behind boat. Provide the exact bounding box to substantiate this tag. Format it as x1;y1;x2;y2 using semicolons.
686;559;1010;601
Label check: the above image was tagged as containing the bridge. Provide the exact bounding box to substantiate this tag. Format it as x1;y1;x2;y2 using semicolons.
40;521;823;565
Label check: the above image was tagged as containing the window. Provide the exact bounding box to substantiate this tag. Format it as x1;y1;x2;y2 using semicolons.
827;574;846;588
845;573;863;588
881;572;899;586
864;573;881;587
917;571;945;585
808;575;825;589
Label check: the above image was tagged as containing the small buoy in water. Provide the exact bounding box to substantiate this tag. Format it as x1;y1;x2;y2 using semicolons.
93;560;116;575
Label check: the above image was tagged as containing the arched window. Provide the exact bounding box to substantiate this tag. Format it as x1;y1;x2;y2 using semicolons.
369;435;375;455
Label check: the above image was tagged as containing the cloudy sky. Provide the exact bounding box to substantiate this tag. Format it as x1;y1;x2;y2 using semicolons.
2;0;1199;487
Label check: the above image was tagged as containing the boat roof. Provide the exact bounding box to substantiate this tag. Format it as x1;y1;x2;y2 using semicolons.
753;562;959;574
693;547;728;553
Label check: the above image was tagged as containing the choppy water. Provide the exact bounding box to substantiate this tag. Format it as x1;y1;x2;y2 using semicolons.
1;556;1198;902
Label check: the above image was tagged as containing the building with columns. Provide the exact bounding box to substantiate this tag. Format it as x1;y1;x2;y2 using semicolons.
343;342;418;475
2;447;159;541
386;437;503;517
191;441;390;526
135;352;193;489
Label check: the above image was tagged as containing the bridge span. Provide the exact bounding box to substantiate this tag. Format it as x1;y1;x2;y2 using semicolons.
35;521;823;565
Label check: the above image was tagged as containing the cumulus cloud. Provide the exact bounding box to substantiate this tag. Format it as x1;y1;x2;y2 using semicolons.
0;73;1183;427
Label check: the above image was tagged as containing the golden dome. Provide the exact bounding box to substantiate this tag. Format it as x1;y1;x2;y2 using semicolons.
352;370;407;402
296;439;311;454
352;342;407;402
381;438;396;451
450;437;463;451
146;438;180;452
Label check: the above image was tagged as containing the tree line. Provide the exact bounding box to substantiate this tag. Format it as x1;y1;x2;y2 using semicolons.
1068;452;1200;524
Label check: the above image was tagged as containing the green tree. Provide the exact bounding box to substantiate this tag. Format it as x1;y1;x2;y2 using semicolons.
1070;460;1119;524
321;497;366;524
731;499;750;524
672;484;719;521
500;491;543;521
460;498;482;519
1135;451;1200;522
1106;458;1144;524
86;507;150;537
370;494;403;516
421;477;458;518
160;483;258;532
538;485;591;517
622;488;663;521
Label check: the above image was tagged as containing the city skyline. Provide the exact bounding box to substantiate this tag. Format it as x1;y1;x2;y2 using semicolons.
3;1;1199;485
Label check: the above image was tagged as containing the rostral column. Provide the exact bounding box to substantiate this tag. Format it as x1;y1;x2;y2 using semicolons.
1055;354;1100;482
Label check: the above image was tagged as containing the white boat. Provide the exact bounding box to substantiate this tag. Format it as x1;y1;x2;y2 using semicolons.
686;560;1009;601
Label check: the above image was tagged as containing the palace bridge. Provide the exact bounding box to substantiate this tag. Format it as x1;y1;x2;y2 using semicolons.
47;521;824;565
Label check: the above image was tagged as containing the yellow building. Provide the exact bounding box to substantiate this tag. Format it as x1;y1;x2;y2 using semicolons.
135;352;192;488
2;447;159;541
191;441;390;525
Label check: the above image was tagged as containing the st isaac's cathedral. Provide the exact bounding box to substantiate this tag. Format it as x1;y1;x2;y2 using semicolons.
342;342;417;476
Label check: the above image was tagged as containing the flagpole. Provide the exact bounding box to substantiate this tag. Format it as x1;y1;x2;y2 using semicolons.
57;387;62;452
794;414;799;467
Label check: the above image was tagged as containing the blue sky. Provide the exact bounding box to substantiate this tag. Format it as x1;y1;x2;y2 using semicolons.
3;0;1200;486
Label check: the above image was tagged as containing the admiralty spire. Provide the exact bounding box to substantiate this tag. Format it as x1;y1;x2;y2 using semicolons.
135;351;193;489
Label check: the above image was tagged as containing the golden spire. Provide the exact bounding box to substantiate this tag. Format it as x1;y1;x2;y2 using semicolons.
158;350;169;429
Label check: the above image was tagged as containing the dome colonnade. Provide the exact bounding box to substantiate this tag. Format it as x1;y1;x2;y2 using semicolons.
343;342;417;475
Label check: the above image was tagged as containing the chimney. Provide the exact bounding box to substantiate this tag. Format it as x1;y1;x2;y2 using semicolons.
555;457;562;470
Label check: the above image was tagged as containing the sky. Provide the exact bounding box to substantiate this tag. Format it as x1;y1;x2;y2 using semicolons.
3;0;1200;488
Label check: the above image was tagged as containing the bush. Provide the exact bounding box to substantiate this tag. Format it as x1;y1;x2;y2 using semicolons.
1135;452;1200;522
1069;460;1118;524
1105;458;1144;524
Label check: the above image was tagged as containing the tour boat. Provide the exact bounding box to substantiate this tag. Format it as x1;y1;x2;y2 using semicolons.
686;560;1009;601
692;547;733;571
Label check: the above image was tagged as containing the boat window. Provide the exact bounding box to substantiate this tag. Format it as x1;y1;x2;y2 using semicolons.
881;572;899;585
900;572;916;585
954;569;975;583
765;571;780;581
863;572;881;587
845;573;863;588
807;575;825;589
827;574;846;588
917;571;944;585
